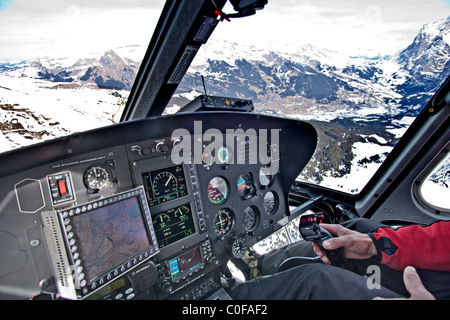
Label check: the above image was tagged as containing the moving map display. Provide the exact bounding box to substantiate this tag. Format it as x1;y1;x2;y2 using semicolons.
61;191;156;283
169;246;203;281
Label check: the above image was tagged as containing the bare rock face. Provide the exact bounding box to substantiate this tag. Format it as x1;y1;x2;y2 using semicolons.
80;50;139;90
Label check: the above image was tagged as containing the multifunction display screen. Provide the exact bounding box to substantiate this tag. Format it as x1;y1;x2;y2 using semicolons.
67;196;152;282
142;164;188;207
152;203;196;248
169;246;203;281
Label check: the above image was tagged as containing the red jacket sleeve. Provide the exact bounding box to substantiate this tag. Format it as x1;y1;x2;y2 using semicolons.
370;220;450;272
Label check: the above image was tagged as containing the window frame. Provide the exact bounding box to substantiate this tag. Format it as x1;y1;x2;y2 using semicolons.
414;141;450;216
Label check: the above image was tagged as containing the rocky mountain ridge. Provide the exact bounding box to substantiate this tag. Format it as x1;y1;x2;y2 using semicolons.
175;16;449;119
0;46;143;90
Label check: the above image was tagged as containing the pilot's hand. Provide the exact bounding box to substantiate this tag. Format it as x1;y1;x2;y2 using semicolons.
373;266;435;300
313;223;377;265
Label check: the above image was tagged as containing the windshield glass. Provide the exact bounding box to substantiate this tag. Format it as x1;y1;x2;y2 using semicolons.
0;0;165;150
169;0;450;194
1;0;449;197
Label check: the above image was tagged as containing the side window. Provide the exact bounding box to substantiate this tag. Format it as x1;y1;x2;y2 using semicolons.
418;151;450;212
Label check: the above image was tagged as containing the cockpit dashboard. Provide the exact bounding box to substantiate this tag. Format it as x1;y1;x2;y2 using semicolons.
0;111;317;300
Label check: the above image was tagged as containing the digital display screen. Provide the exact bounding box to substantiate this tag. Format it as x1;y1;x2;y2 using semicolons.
152;203;196;248
85;278;127;300
169;246;203;281
142;164;188;207
68;196;152;282
300;215;317;224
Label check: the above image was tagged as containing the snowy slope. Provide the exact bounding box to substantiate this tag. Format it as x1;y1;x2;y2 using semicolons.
0;73;128;153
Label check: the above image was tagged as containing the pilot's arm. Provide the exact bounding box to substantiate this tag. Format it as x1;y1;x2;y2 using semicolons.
316;221;450;300
369;220;450;272
317;220;450;272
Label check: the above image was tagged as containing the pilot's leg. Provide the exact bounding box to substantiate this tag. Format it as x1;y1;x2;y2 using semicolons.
258;240;316;276
254;218;384;277
229;263;403;300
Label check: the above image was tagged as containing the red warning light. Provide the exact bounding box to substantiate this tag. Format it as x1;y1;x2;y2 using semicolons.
58;180;67;195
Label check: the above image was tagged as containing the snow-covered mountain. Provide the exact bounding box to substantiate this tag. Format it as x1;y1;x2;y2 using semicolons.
170;16;449;192
0;16;449;194
176;16;449;120
0;45;145;90
0;45;147;152
397;16;450;107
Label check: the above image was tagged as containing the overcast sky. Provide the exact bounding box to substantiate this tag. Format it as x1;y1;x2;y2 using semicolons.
0;0;449;60
0;0;165;60
215;0;450;56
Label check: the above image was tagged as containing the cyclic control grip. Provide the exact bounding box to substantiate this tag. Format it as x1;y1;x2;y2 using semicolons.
299;213;345;267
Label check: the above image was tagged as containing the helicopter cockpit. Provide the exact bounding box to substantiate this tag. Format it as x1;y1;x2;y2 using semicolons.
0;0;449;302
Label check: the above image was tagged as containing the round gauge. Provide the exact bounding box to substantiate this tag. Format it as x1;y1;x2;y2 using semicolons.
84;165;110;190
263;191;278;215
217;146;230;164
153;213;171;229
243;206;259;232
237;174;255;199
207;177;229;204
175;205;190;220
259;166;275;187
226;237;247;259
152;171;178;197
214;208;234;236
202;150;214;166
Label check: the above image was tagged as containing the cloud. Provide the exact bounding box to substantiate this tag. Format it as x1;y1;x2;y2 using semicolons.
1;0;449;60
213;0;450;56
0;0;165;59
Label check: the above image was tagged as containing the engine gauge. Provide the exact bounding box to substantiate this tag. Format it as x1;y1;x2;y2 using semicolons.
174;205;190;219
243;206;259;232
263;191;278;215
207;177;229;204
214;208;234;236
153;212;171;229
152;171;178;198
226;237;247;259
83;165;111;191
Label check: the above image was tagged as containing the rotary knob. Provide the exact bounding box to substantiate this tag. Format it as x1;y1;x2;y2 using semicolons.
156;141;169;154
159;280;173;294
206;255;219;265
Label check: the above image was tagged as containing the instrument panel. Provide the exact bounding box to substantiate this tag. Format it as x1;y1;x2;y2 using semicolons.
0;112;317;300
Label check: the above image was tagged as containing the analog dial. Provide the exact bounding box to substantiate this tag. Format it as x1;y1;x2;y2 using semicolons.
214;208;234;236
263;191;278;214
84;165;110;190
243;206;259;232
207;177;229;204
259;166;274;187
152;171;178;198
237;173;255;199
217;146;231;164
227;237;247;259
